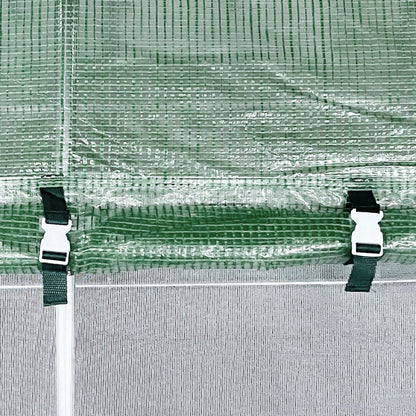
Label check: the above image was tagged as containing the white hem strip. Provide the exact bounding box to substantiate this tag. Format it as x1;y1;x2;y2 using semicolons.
0;279;415;290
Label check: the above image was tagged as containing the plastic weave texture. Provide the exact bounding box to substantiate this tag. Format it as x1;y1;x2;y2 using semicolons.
0;0;415;274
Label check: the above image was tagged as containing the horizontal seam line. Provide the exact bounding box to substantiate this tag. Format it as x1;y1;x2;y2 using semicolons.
1;280;415;290
74;280;416;288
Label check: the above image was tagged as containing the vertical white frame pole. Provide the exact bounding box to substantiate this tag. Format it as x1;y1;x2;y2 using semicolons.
55;274;74;416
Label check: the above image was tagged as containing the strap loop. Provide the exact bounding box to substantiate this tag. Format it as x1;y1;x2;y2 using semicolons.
39;187;71;306
345;190;383;292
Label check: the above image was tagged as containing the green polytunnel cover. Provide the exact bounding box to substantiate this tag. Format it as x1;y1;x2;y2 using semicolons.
0;0;415;274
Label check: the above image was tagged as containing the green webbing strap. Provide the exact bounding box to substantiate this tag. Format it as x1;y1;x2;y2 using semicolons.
40;187;70;225
345;256;378;292
40;187;70;307
346;190;380;213
345;190;382;293
42;264;68;306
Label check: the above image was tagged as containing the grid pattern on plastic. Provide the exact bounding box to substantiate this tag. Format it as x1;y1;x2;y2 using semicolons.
0;0;416;272
70;0;416;185
0;0;62;176
1;196;416;273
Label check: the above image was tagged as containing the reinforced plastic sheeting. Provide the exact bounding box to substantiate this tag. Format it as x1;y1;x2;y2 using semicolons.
0;0;416;274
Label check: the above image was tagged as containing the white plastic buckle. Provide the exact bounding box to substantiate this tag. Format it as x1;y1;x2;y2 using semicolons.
351;209;383;258
39;218;72;266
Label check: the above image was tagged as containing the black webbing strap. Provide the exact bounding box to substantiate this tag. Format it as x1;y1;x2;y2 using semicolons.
42;264;68;306
345;256;379;292
345;190;382;292
40;187;70;224
40;187;70;306
346;190;380;213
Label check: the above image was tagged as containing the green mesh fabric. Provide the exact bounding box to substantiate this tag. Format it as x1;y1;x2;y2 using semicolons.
0;0;415;273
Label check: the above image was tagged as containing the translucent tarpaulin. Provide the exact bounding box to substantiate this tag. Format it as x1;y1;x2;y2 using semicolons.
1;0;415;273
2;2;416;415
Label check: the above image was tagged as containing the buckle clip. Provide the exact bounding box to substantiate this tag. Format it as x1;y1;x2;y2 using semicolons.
351;209;383;258
39;218;72;266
